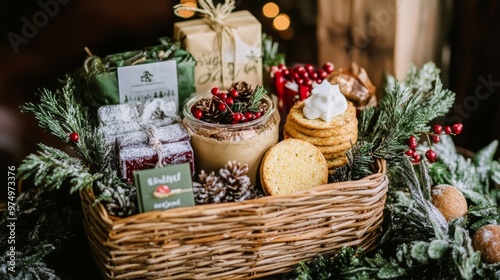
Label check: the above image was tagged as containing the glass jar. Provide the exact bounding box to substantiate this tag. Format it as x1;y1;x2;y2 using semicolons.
182;94;280;186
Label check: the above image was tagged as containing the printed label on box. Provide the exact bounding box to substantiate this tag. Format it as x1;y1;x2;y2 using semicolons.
118;60;179;107
133;163;194;213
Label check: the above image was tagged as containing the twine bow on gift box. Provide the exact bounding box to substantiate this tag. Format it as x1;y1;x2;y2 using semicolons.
145;125;164;168
174;0;237;88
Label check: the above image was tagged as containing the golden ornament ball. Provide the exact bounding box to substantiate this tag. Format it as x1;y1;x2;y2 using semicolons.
430;184;468;222
472;224;500;264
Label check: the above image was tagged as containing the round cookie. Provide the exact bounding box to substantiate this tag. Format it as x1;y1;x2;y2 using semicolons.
260;139;328;196
323;151;347;160
287;101;357;130
287;116;358;138
316;138;357;154
326;156;349;169
284;122;357;146
283;130;291;140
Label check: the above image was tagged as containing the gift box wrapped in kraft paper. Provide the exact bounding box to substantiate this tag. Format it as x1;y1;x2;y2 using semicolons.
173;0;263;93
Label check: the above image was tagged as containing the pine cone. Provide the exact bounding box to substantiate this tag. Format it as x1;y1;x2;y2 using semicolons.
193;170;226;204
194;97;229;123
95;182;136;217
230;81;253;102
219;161;254;202
257;102;269;113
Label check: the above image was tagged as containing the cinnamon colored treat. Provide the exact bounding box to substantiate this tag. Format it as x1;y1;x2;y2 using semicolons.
116;123;190;150
472;224;500;264
431;184;468;222
119;140;195;184
326;62;376;107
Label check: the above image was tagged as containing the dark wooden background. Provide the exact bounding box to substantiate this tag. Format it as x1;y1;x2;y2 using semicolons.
448;0;500;157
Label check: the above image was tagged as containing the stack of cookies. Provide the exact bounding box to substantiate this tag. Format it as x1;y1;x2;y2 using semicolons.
283;101;358;174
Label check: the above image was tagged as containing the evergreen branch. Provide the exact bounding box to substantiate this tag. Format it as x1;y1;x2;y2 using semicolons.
18;143;101;193
330;62;457;185
262;33;285;68
450;226;482;280
229;101;246;113
293;160;488;280
20;76;109;173
473;140;499;193
381;160;448;244
425;135;497;206
247;85;267;111
0;185;83;279
403;160;449;241
358;62;455;166
21;77;90;141
82;127;114;173
229;86;267;113
0;243;58;280
329;141;374;182
19;76;135;216
403;62;441;93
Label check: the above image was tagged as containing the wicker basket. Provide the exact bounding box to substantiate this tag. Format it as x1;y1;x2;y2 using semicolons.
80;159;388;279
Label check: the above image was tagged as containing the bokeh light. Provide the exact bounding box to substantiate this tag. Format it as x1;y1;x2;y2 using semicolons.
177;0;197;18
280;27;294;40
273;14;290;31
262;2;280;18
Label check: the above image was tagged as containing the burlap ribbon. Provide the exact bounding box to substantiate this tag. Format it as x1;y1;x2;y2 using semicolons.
145;125;163;168
174;0;236;88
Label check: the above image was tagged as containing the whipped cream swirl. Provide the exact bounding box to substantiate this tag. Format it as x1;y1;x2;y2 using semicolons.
303;80;348;122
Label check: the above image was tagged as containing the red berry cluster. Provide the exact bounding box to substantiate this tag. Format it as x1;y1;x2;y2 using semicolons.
405;123;463;163
272;62;335;118
192;87;265;124
272;62;334;98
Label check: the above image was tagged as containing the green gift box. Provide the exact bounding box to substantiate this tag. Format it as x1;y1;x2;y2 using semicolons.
76;37;196;110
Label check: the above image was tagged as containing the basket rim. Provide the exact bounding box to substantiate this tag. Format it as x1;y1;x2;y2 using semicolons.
81;158;387;226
